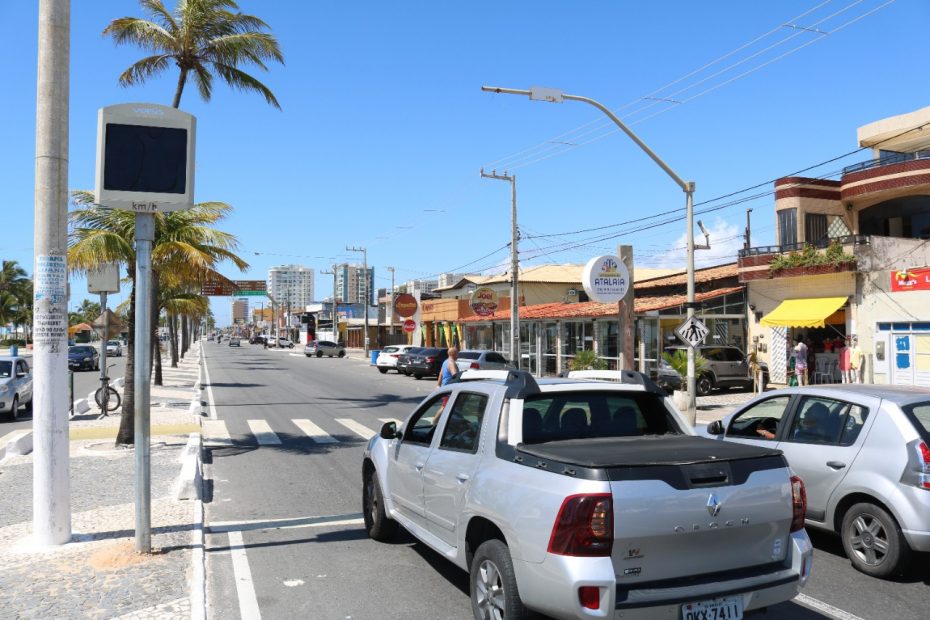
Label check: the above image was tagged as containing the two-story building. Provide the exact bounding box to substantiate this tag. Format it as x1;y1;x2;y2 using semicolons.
740;106;930;387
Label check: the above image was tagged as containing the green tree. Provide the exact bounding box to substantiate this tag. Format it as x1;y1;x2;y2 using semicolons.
568;349;609;371
69;192;247;444
103;0;284;109
0;261;31;341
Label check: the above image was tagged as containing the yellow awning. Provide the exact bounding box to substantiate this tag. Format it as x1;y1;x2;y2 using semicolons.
760;297;847;328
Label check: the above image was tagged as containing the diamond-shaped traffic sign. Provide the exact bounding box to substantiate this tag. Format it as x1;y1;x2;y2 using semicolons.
675;316;709;348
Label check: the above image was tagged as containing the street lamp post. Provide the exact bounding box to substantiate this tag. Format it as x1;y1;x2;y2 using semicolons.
481;85;704;423
387;266;396;337
346;246;369;354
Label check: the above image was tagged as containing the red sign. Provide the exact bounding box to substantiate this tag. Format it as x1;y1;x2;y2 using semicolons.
470;287;499;317
402;319;417;333
394;293;418;318
891;267;930;292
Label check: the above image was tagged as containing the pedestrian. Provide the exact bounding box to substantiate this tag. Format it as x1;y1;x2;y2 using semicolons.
793;334;809;386
438;346;459;387
839;336;851;383
849;335;864;383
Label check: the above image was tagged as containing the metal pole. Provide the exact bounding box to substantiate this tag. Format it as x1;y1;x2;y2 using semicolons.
363;249;369;354
480;169;520;367
388;266;395;337
99;291;108;409
745;208;753;250
134;212;155;553
33;0;71;546
685;185;697;424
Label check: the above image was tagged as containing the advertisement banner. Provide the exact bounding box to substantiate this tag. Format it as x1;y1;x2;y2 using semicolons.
469;287;499;317
891;267;930;292
582;255;630;303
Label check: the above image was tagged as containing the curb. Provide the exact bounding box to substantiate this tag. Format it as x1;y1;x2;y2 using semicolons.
175;433;203;501
0;429;33;461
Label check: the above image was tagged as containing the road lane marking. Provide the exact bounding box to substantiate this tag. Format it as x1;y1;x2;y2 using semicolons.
379;417;402;426
228;530;262;619
334;418;377;439
794;594;865;620
203;420;235;447
210;512;365;534
293;419;338;444
247;420;281;445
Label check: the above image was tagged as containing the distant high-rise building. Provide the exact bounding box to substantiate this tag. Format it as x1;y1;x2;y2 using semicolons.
336;263;375;305
404;278;438;296
437;272;466;288
231;299;249;324
267;265;315;310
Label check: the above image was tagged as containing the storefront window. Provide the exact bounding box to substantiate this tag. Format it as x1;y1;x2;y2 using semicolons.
595;320;619;369
465;324;493;350
494;323;511;359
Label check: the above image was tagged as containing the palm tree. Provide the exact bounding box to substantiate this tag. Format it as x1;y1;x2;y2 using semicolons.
69;191;248;444
103;0;284;109
0;261;31;341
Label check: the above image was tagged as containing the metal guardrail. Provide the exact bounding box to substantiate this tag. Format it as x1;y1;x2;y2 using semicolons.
739;235;869;258
842;151;930;175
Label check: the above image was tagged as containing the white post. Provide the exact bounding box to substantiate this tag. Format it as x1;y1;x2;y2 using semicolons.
134;213;155;553
685;185;697;425
32;0;71;546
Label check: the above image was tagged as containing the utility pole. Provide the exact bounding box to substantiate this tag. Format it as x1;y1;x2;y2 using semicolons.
745;208;753;250
480;169;519;368
346;247;369;354
33;0;71;546
387;266;396;337
321;267;336;342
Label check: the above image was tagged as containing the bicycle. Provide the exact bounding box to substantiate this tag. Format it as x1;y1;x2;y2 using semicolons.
95;364;121;415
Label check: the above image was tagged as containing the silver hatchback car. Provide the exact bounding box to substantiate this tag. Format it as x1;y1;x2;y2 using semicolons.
706;384;930;578
0;356;33;421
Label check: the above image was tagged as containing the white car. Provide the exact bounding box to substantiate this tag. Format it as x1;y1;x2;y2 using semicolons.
0;356;33;421
455;349;513;372
376;345;415;373
105;340;122;356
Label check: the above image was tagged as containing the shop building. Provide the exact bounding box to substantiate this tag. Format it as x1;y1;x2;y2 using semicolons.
740;105;930;387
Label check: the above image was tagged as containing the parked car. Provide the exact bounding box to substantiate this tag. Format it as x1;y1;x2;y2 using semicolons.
68;345;100;371
706;384;930;578
0;356;33;421
228;337;241;347
305;340;344;357
105;340;122;357
376;345;415;373
249;335;263;345
395;346;425;376
454;349;513;372
363;369;812;619
661;345;767;396
405;347;448;379
265;337;293;348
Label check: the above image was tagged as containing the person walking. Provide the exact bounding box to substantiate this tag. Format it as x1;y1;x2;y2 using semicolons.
793;334;809;386
839;336;851;383
438;346;460;387
849;335;864;383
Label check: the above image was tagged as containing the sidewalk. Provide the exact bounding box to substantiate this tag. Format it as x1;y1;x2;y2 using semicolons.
0;345;205;620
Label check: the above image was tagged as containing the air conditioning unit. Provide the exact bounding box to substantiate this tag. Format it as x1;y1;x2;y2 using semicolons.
567;289;577;296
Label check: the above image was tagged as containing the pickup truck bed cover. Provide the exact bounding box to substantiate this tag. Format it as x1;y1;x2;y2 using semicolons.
517;435;782;468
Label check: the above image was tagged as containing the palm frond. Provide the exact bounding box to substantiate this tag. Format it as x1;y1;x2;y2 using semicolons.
103;17;177;53
210;61;281;109
117;54;173;87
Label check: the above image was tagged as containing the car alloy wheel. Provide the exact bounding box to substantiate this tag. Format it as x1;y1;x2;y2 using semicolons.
470;539;525;620
9;396;19;421
362;469;397;541
696;374;714;396
841;502;909;578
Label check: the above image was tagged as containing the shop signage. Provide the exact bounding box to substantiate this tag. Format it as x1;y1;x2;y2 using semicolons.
582;255;630;303
891;267;930;292
394;293;418;318
470;287;499;317
403;319;417;333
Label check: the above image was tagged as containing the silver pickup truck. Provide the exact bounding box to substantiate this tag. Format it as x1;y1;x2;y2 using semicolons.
362;370;813;620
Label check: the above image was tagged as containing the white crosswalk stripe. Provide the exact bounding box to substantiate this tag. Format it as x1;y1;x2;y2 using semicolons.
335;418;378;440
379;418;402;426
247;419;282;445
203;419;235;447
293;418;339;443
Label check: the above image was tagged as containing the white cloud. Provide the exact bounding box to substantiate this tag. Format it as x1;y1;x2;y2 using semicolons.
646;218;743;270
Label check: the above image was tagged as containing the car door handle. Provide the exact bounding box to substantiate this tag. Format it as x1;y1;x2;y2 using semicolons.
826;461;847;470
456;473;470;483
415;462;425;471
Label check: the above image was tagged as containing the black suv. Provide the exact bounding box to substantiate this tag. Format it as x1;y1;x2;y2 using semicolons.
657;345;766;396
405;347;448;379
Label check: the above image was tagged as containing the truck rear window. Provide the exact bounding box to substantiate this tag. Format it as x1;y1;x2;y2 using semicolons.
902;402;930;441
521;391;681;443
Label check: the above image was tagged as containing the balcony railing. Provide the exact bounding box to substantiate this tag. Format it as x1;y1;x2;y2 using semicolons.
738;235;870;258
842;151;930;175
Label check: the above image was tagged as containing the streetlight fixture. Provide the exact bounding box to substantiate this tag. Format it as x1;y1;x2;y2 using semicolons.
481;85;707;423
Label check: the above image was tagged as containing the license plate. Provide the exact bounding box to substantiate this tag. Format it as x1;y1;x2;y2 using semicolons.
681;596;743;620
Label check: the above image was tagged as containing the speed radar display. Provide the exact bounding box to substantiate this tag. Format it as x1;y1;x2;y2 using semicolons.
95;103;196;212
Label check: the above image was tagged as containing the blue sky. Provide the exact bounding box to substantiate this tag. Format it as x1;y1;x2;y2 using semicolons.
5;0;928;325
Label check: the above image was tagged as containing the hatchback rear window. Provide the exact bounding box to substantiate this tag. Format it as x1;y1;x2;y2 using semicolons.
521;391;681;443
458;352;479;360
383;346;398;353
901;402;930;441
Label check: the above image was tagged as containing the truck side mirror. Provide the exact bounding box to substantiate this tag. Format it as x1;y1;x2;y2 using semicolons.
707;420;725;435
380;421;400;440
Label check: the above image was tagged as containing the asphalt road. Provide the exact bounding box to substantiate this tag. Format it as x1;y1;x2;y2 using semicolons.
201;342;930;620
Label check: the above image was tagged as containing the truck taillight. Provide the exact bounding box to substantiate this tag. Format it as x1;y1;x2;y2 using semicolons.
548;494;613;557
902;440;930;490
470;362;480;369
790;475;807;532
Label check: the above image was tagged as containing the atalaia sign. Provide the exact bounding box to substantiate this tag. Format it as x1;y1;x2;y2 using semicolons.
582;255;630;303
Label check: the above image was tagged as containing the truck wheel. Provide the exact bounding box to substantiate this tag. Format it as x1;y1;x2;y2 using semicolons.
841;502;910;578
696;374;714;396
378;367;388;374
470;539;526;620
9;396;19;421
363;469;397;541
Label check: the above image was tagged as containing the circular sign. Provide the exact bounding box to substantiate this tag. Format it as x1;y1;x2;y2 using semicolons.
394;293;418;318
470;287;499;317
582;255;630;303
402;319;417;333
